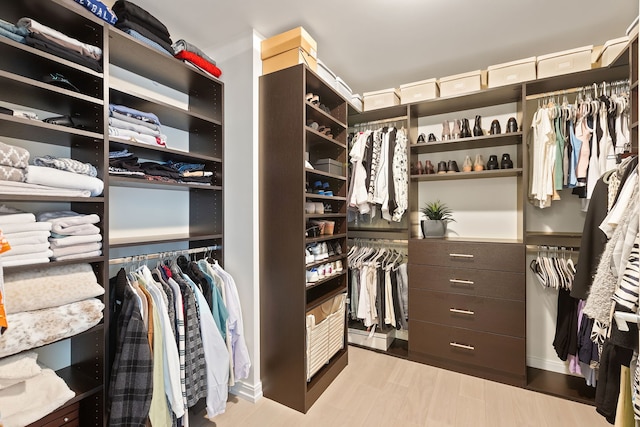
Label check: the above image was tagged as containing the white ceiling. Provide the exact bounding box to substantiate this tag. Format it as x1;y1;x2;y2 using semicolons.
110;0;637;94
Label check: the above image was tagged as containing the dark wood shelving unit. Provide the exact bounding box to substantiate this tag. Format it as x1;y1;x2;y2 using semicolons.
109;175;221;191
0;114;103;144
410;132;522;154
110;232;223;249
108;138;222;164
261;64;349;413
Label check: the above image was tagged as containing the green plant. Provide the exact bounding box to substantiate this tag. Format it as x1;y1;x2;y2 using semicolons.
420;200;455;222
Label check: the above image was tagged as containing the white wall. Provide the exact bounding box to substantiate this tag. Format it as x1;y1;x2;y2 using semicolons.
204;30;264;402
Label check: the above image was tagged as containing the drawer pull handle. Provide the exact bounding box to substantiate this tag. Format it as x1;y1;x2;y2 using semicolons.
449;308;475;315
450;342;475;351
449;253;474;258
449;279;474;285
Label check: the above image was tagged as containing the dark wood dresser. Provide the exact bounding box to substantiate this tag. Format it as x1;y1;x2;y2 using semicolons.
408;239;526;386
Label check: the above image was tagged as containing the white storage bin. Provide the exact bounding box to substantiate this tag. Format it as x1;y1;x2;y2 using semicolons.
439;70;482;97
399;78;439;104
336;77;353;100
363;88;400;111
597;37;629;67
316;59;337;89
487;57;536;87
350;94;363;112
537;45;593;78
305;293;346;381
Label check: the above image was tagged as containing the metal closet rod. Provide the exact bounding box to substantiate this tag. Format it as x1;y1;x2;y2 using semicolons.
348;237;408;248
526;78;630;101
109;244;221;265
351;115;408;128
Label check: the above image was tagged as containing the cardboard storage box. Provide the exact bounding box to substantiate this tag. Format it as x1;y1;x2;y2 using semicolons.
487;57;536;87
350;94;363;112
439;70;482;97
315;158;344;176
317;59;337;88
597;36;629;67
262;47;317;75
363;88;400;110
399;78;439;104
261;26;317;60
537;45;593;78
336;77;353;100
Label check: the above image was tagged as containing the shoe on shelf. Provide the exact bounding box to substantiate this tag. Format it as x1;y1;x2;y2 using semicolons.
311;243;326;261
336;260;343;272
306;268;319;283
305;202;316;214
428;133;437;142
486;154;499;170
424;160;436;174
323;203;333;213
437;161;448;174
330;261;337;273
322;182;333;197
500;153;514;169
316;264;326;278
320;242;330;259
447;160;460;173
319;104;331;114
327;243;336;257
473;115;483;137
305;92;314;102
474;154;485;172
310;95;320;105
417;133;426;143
462;155;473;172
333;241;342;255
410;163;417;175
314;202;324;214
305;247;315;264
507;117;518;133
313;181;325;195
324;263;333;275
442;120;451;140
416;161;424;175
489;119;501;135
452;119;461;139
460;118;472;138
306;120;319;130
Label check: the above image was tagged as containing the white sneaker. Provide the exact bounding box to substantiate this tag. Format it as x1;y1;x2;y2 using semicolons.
320;242;329;260
311;244;324;261
306;268;319;283
305;202;315;214
317;264;326;278
325;263;333;275
314;202;324;214
305;247;315;264
330;261;337;273
335;260;343;272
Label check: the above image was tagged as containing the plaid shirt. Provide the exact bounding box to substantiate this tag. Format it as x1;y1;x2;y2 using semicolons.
109;269;153;427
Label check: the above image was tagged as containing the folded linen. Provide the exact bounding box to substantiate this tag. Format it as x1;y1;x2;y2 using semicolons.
0;368;75;427
37;211;100;237
0;27;25;44
33;155;97;177
17;17;102;60
25;33;102;73
26;165;103;196
0;212;36;225
13;110;38;120
74;0;118;25
49;233;102;247
0;140;29;168
53;250;102;261
0;165;26;182
0;352;40;390
51;242;102;258
175;50;222;78
110;110;160;132
121;25;173;55
2;242;50;256
109;116;160;136
173;39;217;66
109;104;160;125
112;0;172;43
5;233;49;246
0;221;51;234
109;126;166;147
4;263;104;314
0;18;29;37
1;257;51;267
4;230;51;240
0;180;91;197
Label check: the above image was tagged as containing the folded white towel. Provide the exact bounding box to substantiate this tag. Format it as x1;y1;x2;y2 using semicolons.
37;211;100;236
51;242;102;258
0;213;35;225
4;230;51;240
1;242;50;256
0;181;91;198
26;166;103;197
52;250;102;261
1;257;51;267
48;233;102;247
0;249;53;265
5;234;49;246
0;222;52;234
0;352;41;390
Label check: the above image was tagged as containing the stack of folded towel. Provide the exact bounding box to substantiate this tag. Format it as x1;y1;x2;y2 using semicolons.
0;206;53;267
0;353;75;427
16;17;102;72
113;0;173;56
0;18;29;44
109;104;167;147
173;39;222;78
0;140;29;183
37;211;102;261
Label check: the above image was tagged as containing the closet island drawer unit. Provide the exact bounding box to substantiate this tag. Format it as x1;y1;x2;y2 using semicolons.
408;239;526;386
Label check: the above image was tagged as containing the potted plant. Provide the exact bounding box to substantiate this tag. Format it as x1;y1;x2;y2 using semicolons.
420;200;455;238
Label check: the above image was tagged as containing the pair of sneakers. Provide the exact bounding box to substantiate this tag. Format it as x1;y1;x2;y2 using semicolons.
306;242;329;264
313;181;333;196
305;260;344;284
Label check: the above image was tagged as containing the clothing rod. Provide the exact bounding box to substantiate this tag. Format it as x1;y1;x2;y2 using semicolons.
526;79;630;101
351;116;407;127
614;311;640;332
525;244;580;252
108;244;221;265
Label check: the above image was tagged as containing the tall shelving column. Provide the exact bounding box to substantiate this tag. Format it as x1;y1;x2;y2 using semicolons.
0;1;107;425
260;64;349;413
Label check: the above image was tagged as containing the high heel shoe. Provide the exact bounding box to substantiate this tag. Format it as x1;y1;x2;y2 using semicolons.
452;119;461;139
436;161;448;174
424;160;435;174
442;120;451;141
506;117;518;133
474;154;485;171
416;160;424;175
473;115;483;137
462;155;473;172
500;153;513;169
417;133;426;143
428;133;437;142
486;154;499;170
489;120;501;135
460;118;472;138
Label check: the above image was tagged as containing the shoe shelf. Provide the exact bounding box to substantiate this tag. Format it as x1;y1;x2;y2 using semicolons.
306;168;347;181
305;254;347;270
306;128;347;157
305;193;347;202
305;269;347;289
305;233;347;244
410;132;522;154
306;102;347;129
411;168;523;181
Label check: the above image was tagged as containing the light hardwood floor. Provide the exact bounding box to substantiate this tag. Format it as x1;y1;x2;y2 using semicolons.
192;346;610;427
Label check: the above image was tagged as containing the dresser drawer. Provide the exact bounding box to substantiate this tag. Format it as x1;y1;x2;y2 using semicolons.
409;289;525;337
27;402;79;427
409;320;525;376
409;239;525;272
408;264;525;301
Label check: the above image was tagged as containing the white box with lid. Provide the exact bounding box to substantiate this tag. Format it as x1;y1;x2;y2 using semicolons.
336;77;352;100
597;36;629;67
316;59;337;88
537;45;593;78
439;70;482;97
363;88;400;111
399;78;439;104
350;94;363;112
487;57;536;88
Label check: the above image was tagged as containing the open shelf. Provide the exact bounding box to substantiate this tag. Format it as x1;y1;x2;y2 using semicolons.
411;168;523;181
305;193;347;201
110;232;223;248
109;138;222;164
306;168;347;181
525;66;629;96
348;104;408;125
305;270;347;290
56;365;103;404
305;254;347;270
306;101;347;128
305;233;347;244
0;114;102;145
526;231;582;248
305;213;346;219
109;176;221;191
411;132;522;154
306;127;347;149
3;256;105;274
0;194;104;202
